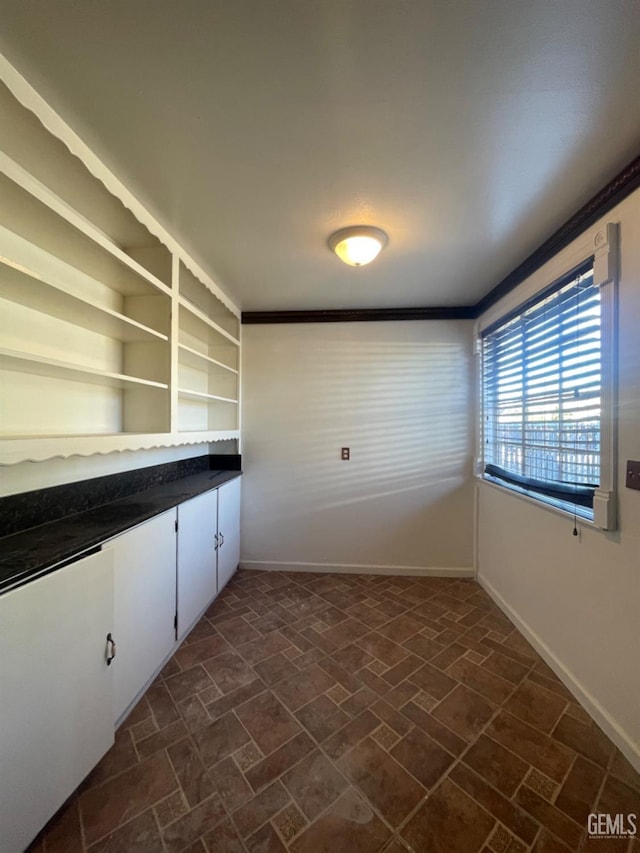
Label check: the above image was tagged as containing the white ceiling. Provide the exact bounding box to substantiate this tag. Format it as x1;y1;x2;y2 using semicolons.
0;0;639;311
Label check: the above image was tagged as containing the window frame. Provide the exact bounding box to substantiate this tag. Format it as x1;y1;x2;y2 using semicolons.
477;222;618;530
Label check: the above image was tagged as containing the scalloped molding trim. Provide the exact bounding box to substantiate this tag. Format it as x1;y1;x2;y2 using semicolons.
0;53;240;320
0;431;239;466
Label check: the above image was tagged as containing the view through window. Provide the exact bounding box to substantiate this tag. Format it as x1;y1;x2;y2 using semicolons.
481;261;600;517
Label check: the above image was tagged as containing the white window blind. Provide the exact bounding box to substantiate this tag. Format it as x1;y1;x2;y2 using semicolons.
481;260;600;515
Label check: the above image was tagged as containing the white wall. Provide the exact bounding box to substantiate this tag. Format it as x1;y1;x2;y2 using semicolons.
241;320;475;574
477;187;640;768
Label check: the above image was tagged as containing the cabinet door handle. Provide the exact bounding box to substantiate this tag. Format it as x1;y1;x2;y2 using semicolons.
106;633;117;666
214;533;219;551
219;532;224;547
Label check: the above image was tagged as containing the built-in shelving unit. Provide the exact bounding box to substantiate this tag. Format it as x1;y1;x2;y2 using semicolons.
176;262;240;434
0;61;240;465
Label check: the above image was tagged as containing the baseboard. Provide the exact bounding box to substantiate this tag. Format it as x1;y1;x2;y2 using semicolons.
239;560;474;578
479;575;640;773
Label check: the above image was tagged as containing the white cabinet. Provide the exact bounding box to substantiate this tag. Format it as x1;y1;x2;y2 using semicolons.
0;550;115;853
176;477;241;639
105;510;177;723
0;479;239;850
217;477;241;592
177;489;218;640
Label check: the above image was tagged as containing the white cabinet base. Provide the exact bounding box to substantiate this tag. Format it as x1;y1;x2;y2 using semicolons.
217;477;241;592
177;490;217;641
106;510;177;723
0;550;115;853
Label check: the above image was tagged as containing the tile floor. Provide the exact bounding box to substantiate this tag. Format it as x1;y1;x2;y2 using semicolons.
28;571;639;853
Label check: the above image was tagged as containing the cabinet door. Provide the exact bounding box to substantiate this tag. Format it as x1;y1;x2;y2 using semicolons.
217;477;241;592
177;489;218;640
106;510;177;723
0;550;114;853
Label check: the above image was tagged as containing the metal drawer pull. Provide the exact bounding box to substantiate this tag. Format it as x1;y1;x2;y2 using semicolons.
219;532;224;547
214;533;219;551
106;633;117;665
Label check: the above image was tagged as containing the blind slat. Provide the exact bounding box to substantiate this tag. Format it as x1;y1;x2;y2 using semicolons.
482;265;601;504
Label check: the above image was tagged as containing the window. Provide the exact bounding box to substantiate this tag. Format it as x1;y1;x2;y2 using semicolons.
481;260;602;519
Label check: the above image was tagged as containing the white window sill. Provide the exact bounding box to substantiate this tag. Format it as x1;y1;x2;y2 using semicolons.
477;475;597;528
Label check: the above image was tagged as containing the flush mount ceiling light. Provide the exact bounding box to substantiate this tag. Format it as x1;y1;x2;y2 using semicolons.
328;225;388;267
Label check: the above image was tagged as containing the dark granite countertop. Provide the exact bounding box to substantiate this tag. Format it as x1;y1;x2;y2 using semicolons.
0;469;241;594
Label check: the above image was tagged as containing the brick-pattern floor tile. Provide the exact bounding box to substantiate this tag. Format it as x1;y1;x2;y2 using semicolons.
325;682;351;704
338;737;425;828
236;691;303;753
489;823;511;853
209;756;253;812
504;679;568;734
89;810;163;853
154;790;189;827
234;741;264;772
79;752;178;846
162;794;226;853
401;777;495;853
390;726;454;790
371;723;400;750
193;711;252;767
514;786;582;849
431;683;496;741
202;817;245;853
289;787;391;853
245;732;315;793
282;749;349;820
295;693;349;742
246;821;289;852
450;763;539;845
272;803;307;843
232;780;291;838
167;737;216;808
462;734;529;797
524;767;559;800
29;571;636;853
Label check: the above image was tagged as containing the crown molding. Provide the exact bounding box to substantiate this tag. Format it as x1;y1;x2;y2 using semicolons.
475;153;640;316
241;153;640;324
242;306;476;324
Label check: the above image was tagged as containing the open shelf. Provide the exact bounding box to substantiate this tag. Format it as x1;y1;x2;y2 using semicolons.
177;397;239;433
0;81;173;288
178;303;238;371
0;161;171;297
176;304;240;435
0;349;169;390
177;388;238;404
178;297;240;346
0;62;241;462
177;343;239;375
179;262;240;339
0;228;169;343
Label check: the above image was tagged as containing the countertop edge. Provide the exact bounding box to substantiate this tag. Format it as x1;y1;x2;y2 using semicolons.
0;470;242;595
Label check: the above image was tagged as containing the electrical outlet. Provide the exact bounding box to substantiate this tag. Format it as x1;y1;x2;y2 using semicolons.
341;447;350;461
626;460;640;490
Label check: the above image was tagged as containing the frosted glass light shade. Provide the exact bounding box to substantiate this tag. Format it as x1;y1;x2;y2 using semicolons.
328;226;388;267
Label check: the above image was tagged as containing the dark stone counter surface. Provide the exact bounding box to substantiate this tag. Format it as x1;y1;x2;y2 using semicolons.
0;467;241;595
